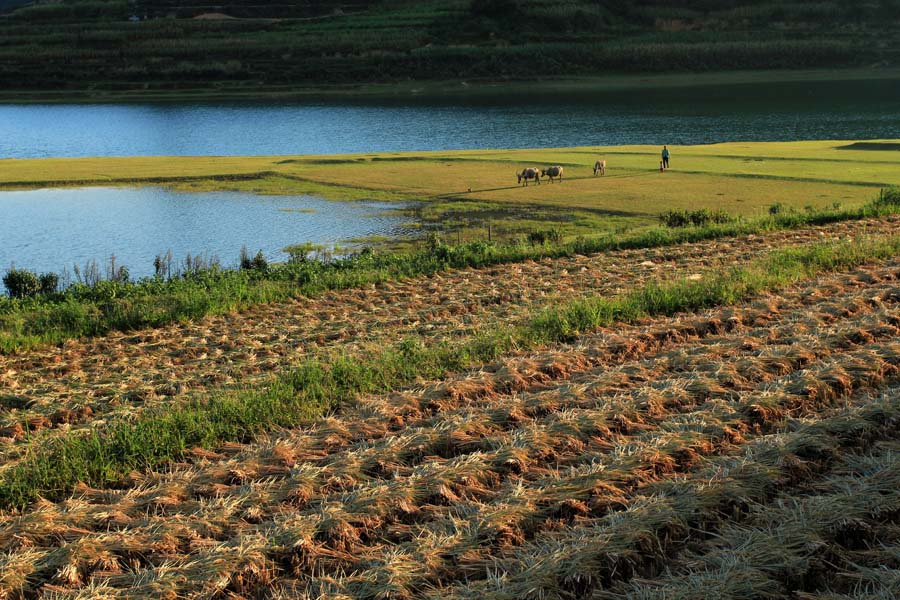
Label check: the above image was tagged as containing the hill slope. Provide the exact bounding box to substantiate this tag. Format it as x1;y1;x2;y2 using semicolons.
0;0;898;96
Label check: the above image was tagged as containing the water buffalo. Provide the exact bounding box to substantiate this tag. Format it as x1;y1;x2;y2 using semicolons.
541;165;564;183
593;160;606;176
517;167;541;186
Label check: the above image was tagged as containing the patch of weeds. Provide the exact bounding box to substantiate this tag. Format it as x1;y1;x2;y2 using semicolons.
660;208;733;228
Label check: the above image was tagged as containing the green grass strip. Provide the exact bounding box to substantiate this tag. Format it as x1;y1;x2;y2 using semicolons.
2;189;899;354
1;235;899;510
525;236;900;342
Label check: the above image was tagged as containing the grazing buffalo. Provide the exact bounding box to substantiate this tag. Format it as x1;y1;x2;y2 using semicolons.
517;167;541;186
541;165;564;183
593;160;606;176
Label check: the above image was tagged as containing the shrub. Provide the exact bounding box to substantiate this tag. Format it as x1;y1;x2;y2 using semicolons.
183;252;219;276
424;232;453;261
660;210;690;228
284;242;323;263
528;230;547;246
239;246;267;271
872;187;900;207
38;273;59;295
690;208;713;226
106;255;129;283
711;209;731;224
432;243;453;262
154;250;173;279
252;250;268;272
73;259;102;287
768;202;787;215
241;246;269;273
424;232;442;252
113;266;129;284
3;268;40;298
527;228;562;246
239;245;252;270
661;208;733;228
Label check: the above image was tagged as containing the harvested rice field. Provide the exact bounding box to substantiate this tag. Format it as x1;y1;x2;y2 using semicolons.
2;216;899;458
3;217;900;598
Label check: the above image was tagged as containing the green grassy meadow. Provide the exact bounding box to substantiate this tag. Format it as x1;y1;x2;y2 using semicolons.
2;140;898;240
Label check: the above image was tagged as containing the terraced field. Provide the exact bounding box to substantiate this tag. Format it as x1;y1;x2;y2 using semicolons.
2;216;900;598
2;216;898;458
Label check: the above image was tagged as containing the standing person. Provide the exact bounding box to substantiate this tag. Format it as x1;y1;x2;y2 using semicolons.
661;145;670;170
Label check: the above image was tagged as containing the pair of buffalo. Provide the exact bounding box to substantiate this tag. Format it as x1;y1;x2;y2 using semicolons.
516;160;606;186
516;166;562;186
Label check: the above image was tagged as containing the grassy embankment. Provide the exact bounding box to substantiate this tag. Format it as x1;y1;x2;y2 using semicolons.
2;232;900;509
0;0;897;99
1;140;899;352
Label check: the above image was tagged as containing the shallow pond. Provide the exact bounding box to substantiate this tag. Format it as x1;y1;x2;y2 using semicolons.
0;187;409;280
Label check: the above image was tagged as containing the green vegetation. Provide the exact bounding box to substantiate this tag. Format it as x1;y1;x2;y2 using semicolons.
0;0;897;98
2;233;899;509
1;268;57;298
528;229;900;342
659;207;731;227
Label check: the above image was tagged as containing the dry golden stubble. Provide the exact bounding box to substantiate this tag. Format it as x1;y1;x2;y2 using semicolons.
3;217;895;435
5;256;900;596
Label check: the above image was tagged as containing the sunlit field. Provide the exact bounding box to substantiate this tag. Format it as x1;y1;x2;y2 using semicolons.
1;140;900;598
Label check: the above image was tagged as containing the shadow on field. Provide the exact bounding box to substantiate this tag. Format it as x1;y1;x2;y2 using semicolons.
837;142;900;151
415;200;646;220
433;169;661;198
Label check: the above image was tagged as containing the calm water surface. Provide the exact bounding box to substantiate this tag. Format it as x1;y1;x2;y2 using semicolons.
0;187;409;280
2;79;899;158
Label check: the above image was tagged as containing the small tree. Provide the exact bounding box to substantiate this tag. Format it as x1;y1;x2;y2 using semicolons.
251;250;268;272
425;232;442;252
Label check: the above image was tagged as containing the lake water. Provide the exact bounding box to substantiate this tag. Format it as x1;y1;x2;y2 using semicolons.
0;187;409;280
1;78;899;158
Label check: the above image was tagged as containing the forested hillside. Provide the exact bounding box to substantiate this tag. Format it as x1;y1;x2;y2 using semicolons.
0;0;897;96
